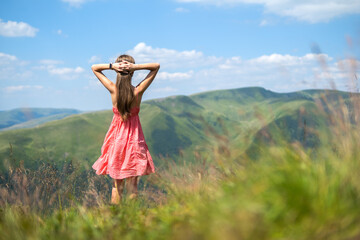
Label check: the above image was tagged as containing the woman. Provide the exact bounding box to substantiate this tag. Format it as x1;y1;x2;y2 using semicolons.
91;54;160;203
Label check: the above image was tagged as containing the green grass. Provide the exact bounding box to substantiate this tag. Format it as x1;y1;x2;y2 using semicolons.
1;87;360;239
1;137;360;240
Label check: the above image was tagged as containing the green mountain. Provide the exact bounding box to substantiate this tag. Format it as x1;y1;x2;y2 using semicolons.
0;108;81;130
0;87;355;173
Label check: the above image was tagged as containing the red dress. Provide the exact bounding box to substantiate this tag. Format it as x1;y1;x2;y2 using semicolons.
92;105;155;179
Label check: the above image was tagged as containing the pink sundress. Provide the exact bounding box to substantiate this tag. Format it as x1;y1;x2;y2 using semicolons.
92;105;155;179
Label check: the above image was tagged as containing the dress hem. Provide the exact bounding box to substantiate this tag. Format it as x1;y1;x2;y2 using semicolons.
92;166;155;180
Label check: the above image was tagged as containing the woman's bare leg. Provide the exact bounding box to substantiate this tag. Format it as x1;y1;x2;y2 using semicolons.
111;179;125;204
127;176;139;199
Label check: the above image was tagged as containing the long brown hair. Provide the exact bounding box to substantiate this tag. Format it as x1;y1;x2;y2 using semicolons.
115;54;135;121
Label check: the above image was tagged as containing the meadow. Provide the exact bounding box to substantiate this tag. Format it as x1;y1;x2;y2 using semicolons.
1;71;360;239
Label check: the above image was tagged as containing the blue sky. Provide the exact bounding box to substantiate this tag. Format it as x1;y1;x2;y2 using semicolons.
1;0;360;111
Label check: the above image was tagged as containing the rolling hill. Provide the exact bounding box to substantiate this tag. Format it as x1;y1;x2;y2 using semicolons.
0;108;82;131
0;87;355;174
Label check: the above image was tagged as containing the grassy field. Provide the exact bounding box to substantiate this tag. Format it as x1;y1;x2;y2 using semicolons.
1;86;360;239
0;87;354;174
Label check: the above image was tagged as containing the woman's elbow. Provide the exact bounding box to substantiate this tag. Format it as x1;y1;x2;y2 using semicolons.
91;65;100;74
155;63;160;70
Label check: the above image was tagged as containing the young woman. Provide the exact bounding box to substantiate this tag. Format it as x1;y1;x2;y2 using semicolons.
91;54;160;204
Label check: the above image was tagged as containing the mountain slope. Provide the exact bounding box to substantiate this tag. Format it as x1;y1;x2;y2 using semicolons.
0;108;81;130
0;87;355;173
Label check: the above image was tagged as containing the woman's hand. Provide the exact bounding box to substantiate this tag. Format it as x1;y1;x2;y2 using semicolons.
112;60;134;74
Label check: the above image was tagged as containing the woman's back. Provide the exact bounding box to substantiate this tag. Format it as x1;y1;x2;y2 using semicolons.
111;86;142;111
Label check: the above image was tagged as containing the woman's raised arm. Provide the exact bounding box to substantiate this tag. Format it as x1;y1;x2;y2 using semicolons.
91;61;160;94
91;64;116;93
130;63;160;94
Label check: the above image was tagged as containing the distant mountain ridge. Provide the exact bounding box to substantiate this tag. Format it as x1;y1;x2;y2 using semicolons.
0;87;356;173
0;108;82;131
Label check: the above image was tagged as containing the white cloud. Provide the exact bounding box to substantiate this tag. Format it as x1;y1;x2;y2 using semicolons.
175;0;360;23
274;1;360;23
88;55;101;63
259;19;269;26
131;71;193;86
48;66;84;75
0;53;31;80
0;52;17;64
4;85;43;93
156;71;194;81
2;43;359;110
62;0;92;7
219;56;242;69
126;42;222;69
175;7;190;12
37;59;85;79
39;59;63;65
0;19;38;37
335;58;360;70
248;53;332;66
125;42;360;94
151;87;178;93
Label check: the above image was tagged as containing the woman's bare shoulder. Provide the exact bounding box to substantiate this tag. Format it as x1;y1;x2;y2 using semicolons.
134;86;143;107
